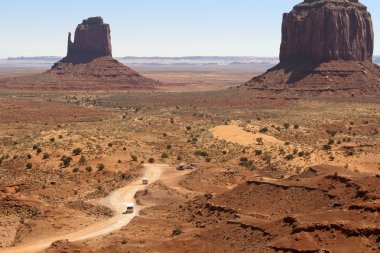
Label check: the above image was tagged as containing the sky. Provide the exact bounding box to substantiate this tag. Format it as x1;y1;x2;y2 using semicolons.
1;0;379;58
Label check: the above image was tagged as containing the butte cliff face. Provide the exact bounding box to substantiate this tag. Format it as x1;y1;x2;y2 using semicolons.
280;0;374;63
246;0;380;95
66;17;112;63
41;17;158;90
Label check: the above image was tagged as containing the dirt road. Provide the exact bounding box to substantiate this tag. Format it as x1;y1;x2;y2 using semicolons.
0;164;168;253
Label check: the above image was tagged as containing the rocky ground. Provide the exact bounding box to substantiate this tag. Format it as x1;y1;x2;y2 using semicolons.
0;88;379;252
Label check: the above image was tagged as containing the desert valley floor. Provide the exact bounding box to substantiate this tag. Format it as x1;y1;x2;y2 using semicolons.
0;65;379;253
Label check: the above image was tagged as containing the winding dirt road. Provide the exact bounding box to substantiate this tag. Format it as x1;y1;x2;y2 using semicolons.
0;164;168;253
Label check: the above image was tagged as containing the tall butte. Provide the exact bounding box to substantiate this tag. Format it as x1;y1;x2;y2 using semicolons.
44;17;158;90
245;0;380;95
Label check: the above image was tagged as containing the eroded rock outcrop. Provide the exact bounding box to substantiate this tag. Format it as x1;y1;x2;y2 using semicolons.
281;0;374;63
42;17;158;90
66;17;112;62
246;0;380;96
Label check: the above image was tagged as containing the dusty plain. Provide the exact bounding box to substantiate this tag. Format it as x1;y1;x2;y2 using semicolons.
0;64;379;253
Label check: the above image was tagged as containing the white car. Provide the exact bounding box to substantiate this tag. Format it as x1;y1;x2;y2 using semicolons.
125;204;134;214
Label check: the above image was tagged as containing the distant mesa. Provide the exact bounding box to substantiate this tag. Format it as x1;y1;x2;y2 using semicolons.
245;0;380;95
42;16;158;89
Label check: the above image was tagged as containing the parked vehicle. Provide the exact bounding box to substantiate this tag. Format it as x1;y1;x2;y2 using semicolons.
124;203;134;214
176;165;185;170
177;163;195;170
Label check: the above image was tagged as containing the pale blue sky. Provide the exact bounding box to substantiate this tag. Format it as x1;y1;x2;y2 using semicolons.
1;0;379;58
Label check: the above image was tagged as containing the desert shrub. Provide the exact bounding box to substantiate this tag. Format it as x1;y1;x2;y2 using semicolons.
78;155;86;165
255;150;263;156
166;144;172;149
205;157;211;163
61;156;73;168
108;143;113;147
85;166;93;172
32;145;38;150
172;225;183;236
148;158;155;163
294;124;299;129
118;160;122;163
259;127;268;133
323;145;332;151
262;153;272;163
285;154;294;160
72;147;82;156
284;123;290;129
26;163;32;169
328;139;335;145
177;156;182;161
97;163;105;171
49;138;55;142
186;126;192;131
240;157;248;162
163;133;167;137
72;167;79;173
36;147;42;154
58;135;63;139
194;150;208;157
329;156;335;161
256;137;264;145
131;155;138;161
161;153;169;159
326;129;337;137
285;142;290;146
123;147;127;151
42;153;49;159
298;151;305;157
239;159;256;170
26;154;32;159
363;120;369;125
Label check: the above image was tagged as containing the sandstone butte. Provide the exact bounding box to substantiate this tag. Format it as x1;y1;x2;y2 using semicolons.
245;0;380;96
6;16;159;91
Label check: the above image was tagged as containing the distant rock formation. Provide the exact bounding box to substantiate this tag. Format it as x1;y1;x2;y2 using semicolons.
42;17;158;90
246;0;380;96
65;17;112;63
280;0;374;63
